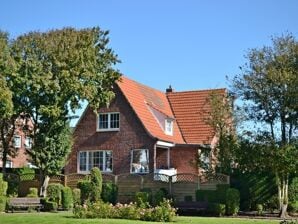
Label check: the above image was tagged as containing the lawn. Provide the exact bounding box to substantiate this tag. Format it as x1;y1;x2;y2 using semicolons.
0;211;280;224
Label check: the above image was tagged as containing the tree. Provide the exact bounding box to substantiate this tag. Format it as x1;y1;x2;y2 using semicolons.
231;33;298;218
6;27;120;194
0;31;22;174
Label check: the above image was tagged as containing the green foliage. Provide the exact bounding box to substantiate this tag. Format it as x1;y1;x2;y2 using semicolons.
208;203;226;217
90;167;102;202
62;187;73;210
256;204;263;215
135;192;150;208
0;174;8;196
226;188;240;216
101;182;117;204
77;180;92;203
196;190;217;203
44;201;58;212
47;183;63;205
27;188;38;197
216;184;230;203
153;188;168;206
0;196;6;212
289;177;298;203
73;199;177;222
72;188;81;206
280;220;298;224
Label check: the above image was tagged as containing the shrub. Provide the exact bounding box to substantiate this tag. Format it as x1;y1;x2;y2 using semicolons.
27;188;38;197
44;200;58;212
226;188;240;216
47;183;63;205
196;190;217;203
72;188;81;206
143;199;176;222
289;178;298;204
101;182;117;204
256;204;263;215
62;186;73;210
0;196;6;212
77;180;92;203
264;194;279;212
208;203;226;216
288;201;298;213
216;184;230;203
117;202;140;220
90;167;102;202
279;220;298;224
154;188;168;206
135;191;150;208
0;173;8;196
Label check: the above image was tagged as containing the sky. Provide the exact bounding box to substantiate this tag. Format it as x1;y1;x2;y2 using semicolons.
1;0;297;126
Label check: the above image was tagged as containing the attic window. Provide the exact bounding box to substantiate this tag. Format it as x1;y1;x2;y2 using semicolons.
97;112;120;131
165;119;173;136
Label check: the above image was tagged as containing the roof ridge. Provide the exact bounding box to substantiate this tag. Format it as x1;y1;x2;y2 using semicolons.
166;88;226;94
120;75;165;95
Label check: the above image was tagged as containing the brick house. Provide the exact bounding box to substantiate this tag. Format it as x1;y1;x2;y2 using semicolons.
0;117;33;168
64;76;226;176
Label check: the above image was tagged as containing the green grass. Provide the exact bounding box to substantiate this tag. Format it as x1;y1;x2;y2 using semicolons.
0;211;280;224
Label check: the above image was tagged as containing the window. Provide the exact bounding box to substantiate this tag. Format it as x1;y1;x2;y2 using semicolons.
98;112;120;131
5;160;13;168
79;150;112;173
165;119;173;135
131;149;149;173
13;135;21;148
24;137;32;149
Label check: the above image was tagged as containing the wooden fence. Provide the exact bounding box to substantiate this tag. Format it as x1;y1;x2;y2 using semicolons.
4;172;229;203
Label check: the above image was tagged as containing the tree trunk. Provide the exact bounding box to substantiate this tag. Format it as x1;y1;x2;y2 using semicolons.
279;204;288;219
40;174;50;197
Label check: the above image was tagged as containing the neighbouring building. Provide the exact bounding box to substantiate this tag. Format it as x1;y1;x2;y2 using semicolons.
64;76;226;176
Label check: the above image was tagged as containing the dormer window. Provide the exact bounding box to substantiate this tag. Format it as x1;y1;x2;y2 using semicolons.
97;112;120;131
165;119;173;136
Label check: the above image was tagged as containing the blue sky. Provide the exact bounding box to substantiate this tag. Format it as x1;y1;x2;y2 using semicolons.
1;0;297;126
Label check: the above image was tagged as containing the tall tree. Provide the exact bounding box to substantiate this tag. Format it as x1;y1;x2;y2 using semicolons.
0;31;21;174
231;33;298;218
7;27;120;194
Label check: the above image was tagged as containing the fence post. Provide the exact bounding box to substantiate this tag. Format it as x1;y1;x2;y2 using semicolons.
140;175;144;190
169;175;172;195
63;175;67;187
197;175;201;190
114;174;118;186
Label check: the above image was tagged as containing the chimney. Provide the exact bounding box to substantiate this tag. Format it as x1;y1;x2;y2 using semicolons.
166;85;173;93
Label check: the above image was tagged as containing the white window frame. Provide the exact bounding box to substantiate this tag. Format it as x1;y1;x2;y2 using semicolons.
13;135;21;148
130;149;149;174
5;160;13;168
24;137;32;149
165;119;173;136
97;112;120;132
78;150;113;174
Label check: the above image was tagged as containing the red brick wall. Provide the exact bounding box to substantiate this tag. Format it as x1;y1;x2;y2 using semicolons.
170;146;198;174
64;86;156;175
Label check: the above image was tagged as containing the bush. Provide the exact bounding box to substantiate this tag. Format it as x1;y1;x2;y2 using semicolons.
154;188;168;206
196;190;217;203
216;184;230;203
47;183;63;205
0;173;8;196
135;191;150;208
226;188;240;216
256;204;263;215
27;188;38;197
62;187;73;210
208;203;226;216
289;178;298;205
264;194;279;212
90;167;102;202
288;201;298;213
72;188;81;206
280;220;298;224
142;199;176;222
0;196;6;212
101;182;117;204
77;180;92;203
44;200;58;212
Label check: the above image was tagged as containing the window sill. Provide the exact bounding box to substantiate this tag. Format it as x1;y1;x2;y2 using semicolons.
96;128;120;132
78;170;113;174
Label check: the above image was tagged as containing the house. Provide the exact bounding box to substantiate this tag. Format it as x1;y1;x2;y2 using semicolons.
0;117;33;168
64;76;226;176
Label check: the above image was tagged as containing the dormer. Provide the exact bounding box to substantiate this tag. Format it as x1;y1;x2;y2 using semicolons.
165;118;174;136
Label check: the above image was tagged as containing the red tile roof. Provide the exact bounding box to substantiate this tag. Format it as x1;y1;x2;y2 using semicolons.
117;76;226;145
167;89;226;144
117;76;185;144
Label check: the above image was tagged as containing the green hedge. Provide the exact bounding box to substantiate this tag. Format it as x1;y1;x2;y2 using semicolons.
101;182;117;204
44;201;58;212
27;187;38;197
208;203;226;216
226;188;240;216
0;196;6;212
62;186;73;210
47;183;63;205
72;188;81;206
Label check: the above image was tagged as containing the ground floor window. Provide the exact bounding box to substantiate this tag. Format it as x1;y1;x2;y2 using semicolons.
79;150;112;173
199;149;210;170
131;149;149;173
